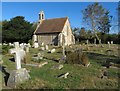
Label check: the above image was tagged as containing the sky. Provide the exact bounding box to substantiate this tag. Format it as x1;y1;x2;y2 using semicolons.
2;2;119;33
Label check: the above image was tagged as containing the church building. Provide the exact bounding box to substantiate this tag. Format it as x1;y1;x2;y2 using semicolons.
33;11;75;46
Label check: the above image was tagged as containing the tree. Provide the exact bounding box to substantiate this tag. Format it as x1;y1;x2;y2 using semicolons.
72;27;80;42
2;16;35;43
82;2;111;44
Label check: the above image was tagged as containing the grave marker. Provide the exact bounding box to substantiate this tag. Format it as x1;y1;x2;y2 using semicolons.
8;42;30;88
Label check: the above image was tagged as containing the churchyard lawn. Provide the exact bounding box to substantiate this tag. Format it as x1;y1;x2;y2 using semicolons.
1;44;120;89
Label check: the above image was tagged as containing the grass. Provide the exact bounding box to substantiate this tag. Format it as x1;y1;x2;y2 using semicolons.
1;44;120;89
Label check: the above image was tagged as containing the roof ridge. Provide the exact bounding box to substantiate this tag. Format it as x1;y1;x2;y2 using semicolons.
44;17;68;21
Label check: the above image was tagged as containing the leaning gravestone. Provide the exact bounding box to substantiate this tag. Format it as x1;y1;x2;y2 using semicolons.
7;42;30;88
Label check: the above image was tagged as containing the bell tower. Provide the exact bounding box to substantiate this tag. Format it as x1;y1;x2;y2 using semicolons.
39;11;45;23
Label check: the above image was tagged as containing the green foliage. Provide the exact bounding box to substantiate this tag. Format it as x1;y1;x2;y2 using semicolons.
65;50;89;65
2;44;120;89
2;16;35;43
2;45;14;54
82;2;111;42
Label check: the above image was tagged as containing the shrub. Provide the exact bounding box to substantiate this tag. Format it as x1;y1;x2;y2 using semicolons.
2;45;14;54
65;49;89;66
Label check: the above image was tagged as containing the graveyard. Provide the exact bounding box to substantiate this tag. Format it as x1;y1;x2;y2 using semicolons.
1;42;120;89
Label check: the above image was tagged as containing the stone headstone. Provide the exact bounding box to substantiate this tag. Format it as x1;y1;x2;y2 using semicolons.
9;43;14;46
99;39;101;44
20;43;25;50
41;42;44;46
108;41;110;48
58;72;69;79
7;68;30;88
111;41;113;44
51;64;63;70
34;42;39;48
51;49;56;53
94;39;96;44
38;62;48;68
27;43;31;47
86;40;89;45
25;47;29;53
38;52;43;59
33;35;37;42
45;45;49;50
41;46;45;51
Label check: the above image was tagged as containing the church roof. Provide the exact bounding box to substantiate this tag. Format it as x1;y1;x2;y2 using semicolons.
35;17;68;34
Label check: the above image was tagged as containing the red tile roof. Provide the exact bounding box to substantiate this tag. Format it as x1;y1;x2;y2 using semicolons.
35;17;68;34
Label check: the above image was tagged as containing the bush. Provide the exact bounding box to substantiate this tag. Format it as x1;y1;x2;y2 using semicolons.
2;45;14;54
65;49;89;66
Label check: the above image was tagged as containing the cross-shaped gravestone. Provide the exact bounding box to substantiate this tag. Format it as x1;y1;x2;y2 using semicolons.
9;42;26;70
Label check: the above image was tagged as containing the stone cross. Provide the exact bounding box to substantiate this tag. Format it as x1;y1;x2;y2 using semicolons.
9;42;26;70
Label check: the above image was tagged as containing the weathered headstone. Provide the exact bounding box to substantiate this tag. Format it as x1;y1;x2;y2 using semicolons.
25;46;29;53
58;72;69;79
51;49;56;53
27;43;31;47
111;41;113;44
41;46;45;51
86;40;89;45
41;42;44;46
51;64;63;70
38;52;43;59
38;62;48;68
108;41;110;48
34;42;39;48
45;45;49;50
94;39;96;44
99;39;101;44
8;42;30;88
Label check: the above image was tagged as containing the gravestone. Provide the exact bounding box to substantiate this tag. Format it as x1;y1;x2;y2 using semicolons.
25;46;29;53
41;42;44;46
86;40;89;45
34;42;39;48
58;72;69;79
38;52;43;59
38;62;48;68
8;42;30;88
99;39;101;44
45;45;49;50
51;49;56;53
27;43;31;47
20;43;25;50
51;64;63;70
111;41;113;44
108;41;110;48
41;46;45;51
94;39;96;44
